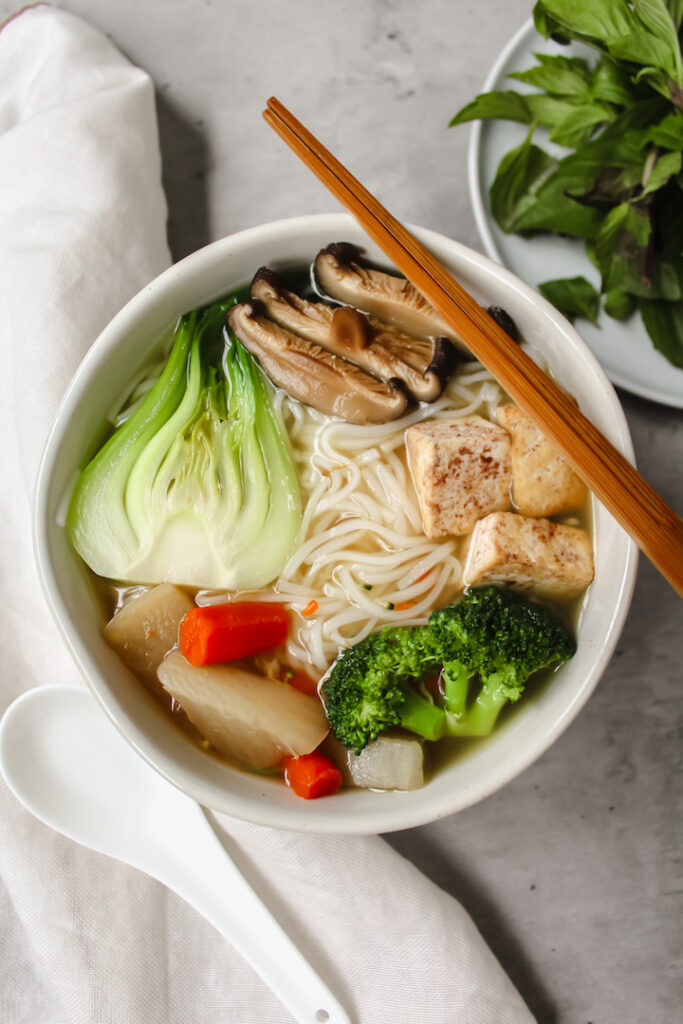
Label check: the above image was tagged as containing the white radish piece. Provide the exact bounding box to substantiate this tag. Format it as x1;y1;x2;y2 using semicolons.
104;583;193;685
347;734;424;791
157;651;329;770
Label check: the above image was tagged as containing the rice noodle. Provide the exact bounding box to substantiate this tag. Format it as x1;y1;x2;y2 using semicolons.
196;360;506;675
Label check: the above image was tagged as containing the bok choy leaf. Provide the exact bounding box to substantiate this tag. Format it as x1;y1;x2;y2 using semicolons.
67;298;302;589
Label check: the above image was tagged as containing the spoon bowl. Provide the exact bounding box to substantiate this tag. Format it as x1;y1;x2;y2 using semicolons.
0;684;350;1024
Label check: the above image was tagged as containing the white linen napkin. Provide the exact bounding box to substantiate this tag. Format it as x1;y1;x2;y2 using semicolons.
0;7;534;1022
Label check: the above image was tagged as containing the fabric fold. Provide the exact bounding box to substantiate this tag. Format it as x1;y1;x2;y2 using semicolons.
0;7;533;1022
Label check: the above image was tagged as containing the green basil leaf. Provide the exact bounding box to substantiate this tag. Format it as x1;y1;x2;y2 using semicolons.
539;0;678;77
533;1;572;42
610;96;673;131
604;288;637;320
525;93;582;126
537;0;639;48
509;53;592;97
549;102;618;147
595;201;653;293
639;298;683;366
490;131;558;232
586;240;600;268
632;0;683;85
533;127;647;218
650;255;683;299
641;149;682;196
590;56;639;106
493;133;605;238
646;110;683;148
449;91;532;127
632;66;676;100
538;276;601;324
667;0;683;31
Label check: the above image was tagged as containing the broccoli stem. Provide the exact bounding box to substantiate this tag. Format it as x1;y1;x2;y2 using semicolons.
399;687;447;742
447;682;510;737
440;660;471;718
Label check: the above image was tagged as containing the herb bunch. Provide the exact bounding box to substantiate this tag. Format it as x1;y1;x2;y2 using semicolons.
451;0;683;368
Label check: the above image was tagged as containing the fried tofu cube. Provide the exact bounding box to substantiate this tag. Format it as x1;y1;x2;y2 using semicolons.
496;404;586;517
406;416;511;537
463;511;594;596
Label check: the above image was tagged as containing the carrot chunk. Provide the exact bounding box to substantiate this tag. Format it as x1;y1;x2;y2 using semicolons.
179;602;289;666
282;752;343;799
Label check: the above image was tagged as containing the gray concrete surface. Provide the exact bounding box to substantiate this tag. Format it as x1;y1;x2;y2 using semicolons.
5;1;681;1021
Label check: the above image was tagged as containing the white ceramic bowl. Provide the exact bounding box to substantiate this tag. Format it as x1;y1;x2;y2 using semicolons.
35;213;638;834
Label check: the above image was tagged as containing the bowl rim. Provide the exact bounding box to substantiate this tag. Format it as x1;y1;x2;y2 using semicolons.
34;212;638;833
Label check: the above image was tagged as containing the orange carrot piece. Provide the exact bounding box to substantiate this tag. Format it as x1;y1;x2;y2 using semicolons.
282;752;343;799
179;602;289;666
394;601;415;611
301;599;319;617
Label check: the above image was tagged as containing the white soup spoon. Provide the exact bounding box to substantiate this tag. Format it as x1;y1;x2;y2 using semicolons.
0;684;351;1024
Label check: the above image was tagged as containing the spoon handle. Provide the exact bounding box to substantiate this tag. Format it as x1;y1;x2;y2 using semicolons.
154;803;351;1024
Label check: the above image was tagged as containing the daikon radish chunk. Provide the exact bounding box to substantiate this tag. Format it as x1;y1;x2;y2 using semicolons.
104;583;193;685
157;650;329;770
347;734;424;790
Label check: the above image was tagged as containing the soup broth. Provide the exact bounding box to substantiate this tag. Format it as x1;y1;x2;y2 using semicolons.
75;254;593;795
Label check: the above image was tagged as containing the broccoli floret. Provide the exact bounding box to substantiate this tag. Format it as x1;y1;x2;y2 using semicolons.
430;586;576;736
321;586;576;752
321;625;444;752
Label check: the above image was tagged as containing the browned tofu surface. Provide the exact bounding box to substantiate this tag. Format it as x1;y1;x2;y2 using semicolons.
496;404;587;517
406;416;511;537
464;511;594;596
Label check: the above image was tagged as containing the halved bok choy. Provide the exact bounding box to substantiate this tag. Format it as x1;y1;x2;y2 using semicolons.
67;298;302;589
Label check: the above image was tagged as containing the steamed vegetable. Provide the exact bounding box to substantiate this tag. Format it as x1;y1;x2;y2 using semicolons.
345;734;424;791
321;586;575;753
157;651;329;770
450;0;683;367
282;752;343;799
67;298;302;589
429;585;576;735
104;583;193;685
179;602;290;666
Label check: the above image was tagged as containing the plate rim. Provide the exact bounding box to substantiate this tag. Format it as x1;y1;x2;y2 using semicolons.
467;17;683;410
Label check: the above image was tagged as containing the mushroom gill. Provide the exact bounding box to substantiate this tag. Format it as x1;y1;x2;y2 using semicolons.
313;242;468;353
250;267;454;402
228;301;408;425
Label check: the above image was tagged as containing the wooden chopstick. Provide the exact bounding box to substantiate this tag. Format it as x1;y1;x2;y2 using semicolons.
263;97;683;597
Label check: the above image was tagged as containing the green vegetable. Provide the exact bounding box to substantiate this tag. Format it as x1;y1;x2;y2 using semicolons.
321;625;445;753
67;297;302;589
321;587;575;753
538;275;601;323
450;0;683;368
429;587;576;736
604;287;637;319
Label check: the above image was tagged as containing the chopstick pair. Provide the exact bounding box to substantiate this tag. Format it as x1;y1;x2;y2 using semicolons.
263;96;683;598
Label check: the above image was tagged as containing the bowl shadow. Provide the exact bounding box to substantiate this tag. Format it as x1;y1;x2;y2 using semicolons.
384;830;557;1024
155;92;211;261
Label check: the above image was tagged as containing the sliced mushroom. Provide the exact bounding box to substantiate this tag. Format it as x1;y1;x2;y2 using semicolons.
228;301;408;425
250;267;454;402
314;242;468;352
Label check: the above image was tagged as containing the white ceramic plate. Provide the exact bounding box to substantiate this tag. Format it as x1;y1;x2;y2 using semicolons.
468;18;683;409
